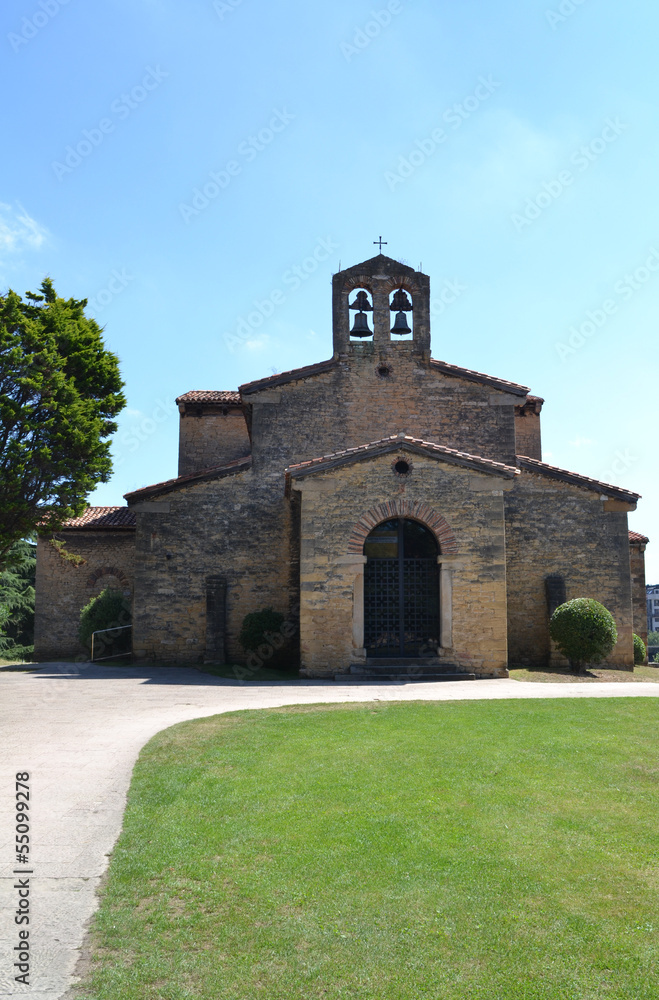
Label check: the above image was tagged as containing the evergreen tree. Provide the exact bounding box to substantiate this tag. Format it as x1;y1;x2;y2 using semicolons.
0;279;125;562
0;537;36;659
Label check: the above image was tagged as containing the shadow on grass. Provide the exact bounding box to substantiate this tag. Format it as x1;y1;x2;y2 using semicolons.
509;663;659;683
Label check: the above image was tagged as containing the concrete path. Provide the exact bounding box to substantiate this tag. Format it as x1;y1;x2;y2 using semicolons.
1;663;658;999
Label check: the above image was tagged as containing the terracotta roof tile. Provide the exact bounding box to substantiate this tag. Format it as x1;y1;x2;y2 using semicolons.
176;390;240;405
124;456;251;502
240;356;531;397
61;507;136;530
629;530;650;544
430;359;529;396
286;434;519;479
240;358;337;395
517;456;641;503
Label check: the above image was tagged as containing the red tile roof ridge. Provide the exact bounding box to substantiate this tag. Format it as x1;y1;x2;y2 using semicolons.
629;530;650;544
176;390;240;404
287;434;519;475
517;455;641;501
429;358;530;396
62;506;136;529
240;358;337;394
124;456;251;501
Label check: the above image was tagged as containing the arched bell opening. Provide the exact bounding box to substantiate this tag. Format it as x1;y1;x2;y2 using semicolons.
389;287;413;340
348;287;374;341
363;518;439;657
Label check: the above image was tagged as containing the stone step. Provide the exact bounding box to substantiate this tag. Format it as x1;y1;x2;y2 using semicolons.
364;657;441;667
337;670;476;683
350;662;459;676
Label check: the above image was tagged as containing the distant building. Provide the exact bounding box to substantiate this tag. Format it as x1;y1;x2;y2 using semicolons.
647;583;659;636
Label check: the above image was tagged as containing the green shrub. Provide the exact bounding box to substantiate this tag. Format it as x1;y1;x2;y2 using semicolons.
239;607;285;651
238;607;298;670
78;588;131;654
549;598;618;674
633;634;647;665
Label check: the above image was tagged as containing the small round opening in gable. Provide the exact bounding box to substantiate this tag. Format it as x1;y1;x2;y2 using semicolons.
394;459;411;476
376;364;392;379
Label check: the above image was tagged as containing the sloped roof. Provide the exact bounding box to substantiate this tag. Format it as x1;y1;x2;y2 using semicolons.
240;358;337;395
629;530;650;544
285;434;519;487
239;356;531;398
517;456;641;503
176;390;241;405
124;456;251;502
429;359;529;396
61;507;136;530
338;253;419;277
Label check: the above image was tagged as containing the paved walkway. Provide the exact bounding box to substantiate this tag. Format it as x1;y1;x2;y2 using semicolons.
1;663;658;999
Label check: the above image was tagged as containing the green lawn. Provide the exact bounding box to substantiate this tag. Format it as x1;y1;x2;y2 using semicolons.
76;700;659;999
509;664;659;683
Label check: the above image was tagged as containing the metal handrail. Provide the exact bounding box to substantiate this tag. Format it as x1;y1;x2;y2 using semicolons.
91;625;133;662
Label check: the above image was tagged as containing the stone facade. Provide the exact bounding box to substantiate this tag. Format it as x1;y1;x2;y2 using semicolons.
34;253;648;674
176;392;250;476
629;533;649;657
34;518;135;660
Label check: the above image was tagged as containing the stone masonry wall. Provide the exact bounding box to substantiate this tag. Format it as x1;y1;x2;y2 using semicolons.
292;452;510;678
34;531;135;660
130;470;296;665
630;541;648;652
514;409;542;460
178;406;251;476
247;350;519;477
505;472;634;669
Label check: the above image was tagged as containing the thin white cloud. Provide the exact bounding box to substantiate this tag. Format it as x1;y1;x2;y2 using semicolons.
244;336;270;352
0;201;49;258
569;437;594;448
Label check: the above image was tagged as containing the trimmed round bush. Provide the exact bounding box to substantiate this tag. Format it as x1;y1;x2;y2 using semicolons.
549;598;618;674
239;607;285;652
633;633;647;665
78;588;132;652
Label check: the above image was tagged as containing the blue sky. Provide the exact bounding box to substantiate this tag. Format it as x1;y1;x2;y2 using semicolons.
2;0;658;579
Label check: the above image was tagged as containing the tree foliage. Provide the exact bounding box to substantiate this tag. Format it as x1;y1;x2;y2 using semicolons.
633;634;647;665
78;587;132;653
0;537;36;659
549;598;618;674
0;279;125;561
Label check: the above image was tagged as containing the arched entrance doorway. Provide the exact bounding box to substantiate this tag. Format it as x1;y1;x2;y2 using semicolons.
363;518;440;657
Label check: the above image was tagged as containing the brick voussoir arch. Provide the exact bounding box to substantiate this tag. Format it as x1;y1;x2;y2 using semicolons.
348;500;459;554
87;566;131;590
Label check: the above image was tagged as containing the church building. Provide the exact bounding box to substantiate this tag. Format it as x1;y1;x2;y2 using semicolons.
34;253;648;677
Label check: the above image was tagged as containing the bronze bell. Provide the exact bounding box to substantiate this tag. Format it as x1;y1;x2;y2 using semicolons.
391;311;412;335
350;311;372;337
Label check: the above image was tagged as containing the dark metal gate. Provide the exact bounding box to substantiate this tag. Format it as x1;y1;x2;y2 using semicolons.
363;519;439;657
